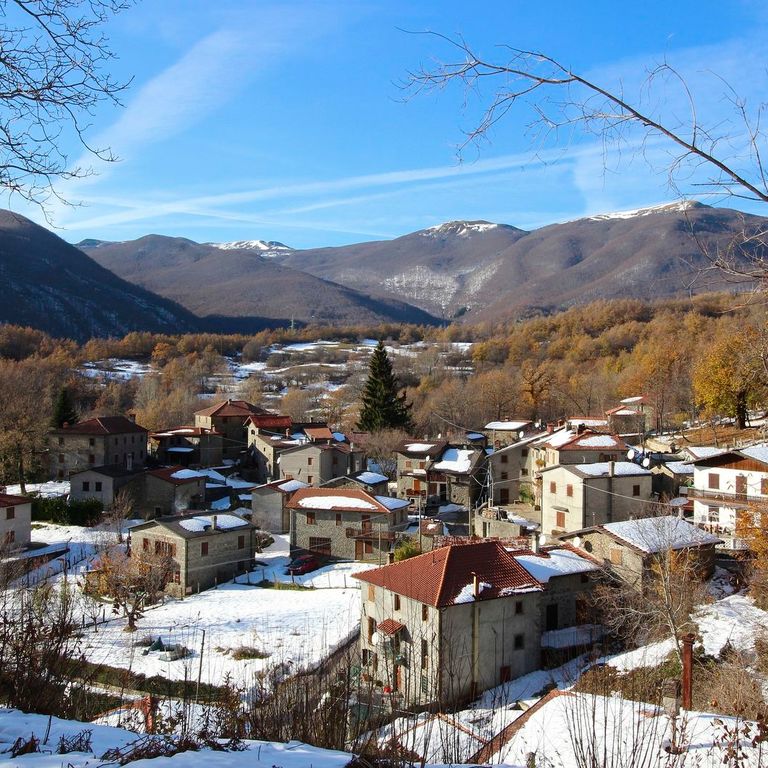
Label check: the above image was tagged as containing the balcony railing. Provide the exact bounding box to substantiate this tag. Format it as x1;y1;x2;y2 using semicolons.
345;527;397;541
688;487;765;507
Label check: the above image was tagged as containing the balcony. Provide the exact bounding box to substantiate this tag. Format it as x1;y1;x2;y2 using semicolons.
345;527;397;542
687;487;763;507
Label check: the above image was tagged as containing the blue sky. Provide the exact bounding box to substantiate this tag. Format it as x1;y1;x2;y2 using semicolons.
11;1;768;248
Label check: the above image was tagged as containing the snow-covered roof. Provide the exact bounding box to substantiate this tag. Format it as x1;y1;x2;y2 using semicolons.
404;442;437;452
277;479;309;493
544;429;576;448
167;446;195;453
297;495;378;511
514;549;599;583
574;461;651;477
485;420;530;431
434;448;475;473
572;434;619;448
170;468;205;480
356;471;388;485
685;446;725;460
375;496;411;511
740;443;768;465
601;516;722;553
210;497;232;511
177;514;249;532
660;461;694;475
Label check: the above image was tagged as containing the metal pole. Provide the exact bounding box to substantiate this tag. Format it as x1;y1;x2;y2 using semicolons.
195;628;206;706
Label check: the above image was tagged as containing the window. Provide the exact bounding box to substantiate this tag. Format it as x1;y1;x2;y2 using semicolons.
521;449;529;458
709;473;720;490
421;639;428;669
515;600;523;615
362;648;372;665
422;603;428;621
500;455;509;464
173;570;180;584
155;540;176;557
89;438;95;447
762;477;768;495
405;460;413;469
57;437;64;445
609;548;623;565
307;457;313;466
307;475;313;484
394;594;401;611
95;482;102;492
309;537;332;556
632;484;640;497
82;481;90;492
566;484;573;498
238;535;245;549
114;437;118;445
368;584;375;602
113;456;118;464
4;530;15;545
500;472;508;481
500;666;511;683
513;634;524;650
335;513;342;526
708;506;720;523
522;468;528;476
367;616;376;642
556;510;566;528
88;454;95;464
306;511;316;525
6;507;15;520
549;481;557;494
364;540;373;554
58;454;64;463
201;542;209;556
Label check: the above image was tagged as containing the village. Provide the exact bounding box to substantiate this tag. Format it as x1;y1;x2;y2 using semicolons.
2;334;767;765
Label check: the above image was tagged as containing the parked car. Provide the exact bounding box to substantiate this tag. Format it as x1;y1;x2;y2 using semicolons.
285;554;320;575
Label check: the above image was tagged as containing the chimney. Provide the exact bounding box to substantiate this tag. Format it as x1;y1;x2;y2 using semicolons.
212;515;218;530
388;551;395;564
531;531;540;554
472;572;480;598
608;461;615;477
577;423;585;435
546;422;555;434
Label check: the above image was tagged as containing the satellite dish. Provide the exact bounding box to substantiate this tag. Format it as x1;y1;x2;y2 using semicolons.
519;431;525;440
572;536;582;548
642;457;651;468
627;448;636;460
540;534;548;546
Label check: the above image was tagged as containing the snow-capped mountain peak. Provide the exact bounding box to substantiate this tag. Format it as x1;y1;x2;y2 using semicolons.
420;220;500;238
206;239;294;257
587;200;704;222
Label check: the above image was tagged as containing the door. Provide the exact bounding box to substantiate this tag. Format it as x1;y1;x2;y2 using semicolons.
355;540;364;559
499;488;510;505
736;475;747;496
545;603;558;631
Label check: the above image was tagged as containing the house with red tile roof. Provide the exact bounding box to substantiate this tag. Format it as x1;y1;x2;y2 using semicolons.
49;415;148;479
0;493;31;551
353;540;598;706
287;487;410;562
149;426;224;467
194;399;275;461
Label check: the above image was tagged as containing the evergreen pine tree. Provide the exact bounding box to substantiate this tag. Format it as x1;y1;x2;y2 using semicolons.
51;387;78;428
357;341;414;433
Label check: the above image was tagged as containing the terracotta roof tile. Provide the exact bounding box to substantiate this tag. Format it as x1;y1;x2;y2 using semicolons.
195;399;270;418
377;619;405;636
0;493;29;507
287;487;395;514
354;541;542;607
55;416;147;435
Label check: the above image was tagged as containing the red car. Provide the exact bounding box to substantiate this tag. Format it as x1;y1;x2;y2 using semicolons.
285;554;320;575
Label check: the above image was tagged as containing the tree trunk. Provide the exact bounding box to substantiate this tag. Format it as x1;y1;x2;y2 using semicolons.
736;392;748;430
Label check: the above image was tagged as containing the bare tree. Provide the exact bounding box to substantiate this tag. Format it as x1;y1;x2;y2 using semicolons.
0;0;132;206
407;35;768;284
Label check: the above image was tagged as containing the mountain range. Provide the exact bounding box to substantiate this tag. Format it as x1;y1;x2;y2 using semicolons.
1;201;765;340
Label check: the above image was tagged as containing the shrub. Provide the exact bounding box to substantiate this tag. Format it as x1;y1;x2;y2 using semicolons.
394;536;421;562
231;646;270;660
31;497;102;526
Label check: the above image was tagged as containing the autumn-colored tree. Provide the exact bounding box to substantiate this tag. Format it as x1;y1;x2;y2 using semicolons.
693;322;767;429
281;387;317;422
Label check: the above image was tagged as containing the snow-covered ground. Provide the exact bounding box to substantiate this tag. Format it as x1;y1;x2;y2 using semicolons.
0;708;360;768
4;480;69;497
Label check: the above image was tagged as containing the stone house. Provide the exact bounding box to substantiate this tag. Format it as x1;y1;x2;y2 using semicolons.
278;441;365;486
395;440;448;502
251;478;309;533
49;416;148;479
140;466;206;518
559;515;722;588
539;461;653;536
129;512;256;596
427;446;488;510
194;399;273;461
483;420;535;449
604;395;652;438
487;433;546;506
149;426;224;468
651;459;694;500
688;443;768;550
287;487;410;563
353;540;598;707
0;493;31;551
69;465;143;507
